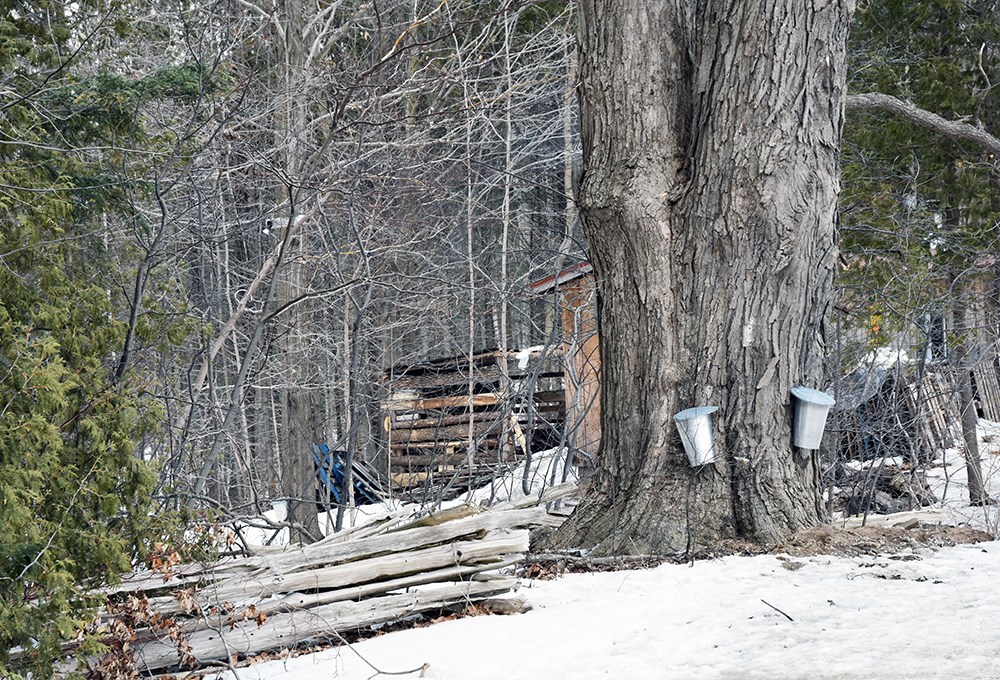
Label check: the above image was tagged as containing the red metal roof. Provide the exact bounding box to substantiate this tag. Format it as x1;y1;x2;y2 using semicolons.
529;261;593;295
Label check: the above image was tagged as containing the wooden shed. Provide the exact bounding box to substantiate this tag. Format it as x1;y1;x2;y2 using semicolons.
530;262;601;464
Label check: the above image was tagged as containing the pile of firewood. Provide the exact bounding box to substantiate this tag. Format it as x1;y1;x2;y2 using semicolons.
98;485;573;675
837;463;938;516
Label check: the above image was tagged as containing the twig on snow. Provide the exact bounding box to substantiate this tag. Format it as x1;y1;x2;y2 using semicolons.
760;599;794;622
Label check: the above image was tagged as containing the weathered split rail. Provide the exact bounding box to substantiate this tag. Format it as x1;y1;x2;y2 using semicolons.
99;485;574;674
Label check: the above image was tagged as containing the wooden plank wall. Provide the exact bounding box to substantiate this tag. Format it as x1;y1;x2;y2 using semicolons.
905;371;961;454
380;350;565;498
561;274;601;463
972;362;1000;421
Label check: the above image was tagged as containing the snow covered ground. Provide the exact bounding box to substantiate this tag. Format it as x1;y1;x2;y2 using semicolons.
212;431;1000;680
924;419;1000;533
213;541;1000;680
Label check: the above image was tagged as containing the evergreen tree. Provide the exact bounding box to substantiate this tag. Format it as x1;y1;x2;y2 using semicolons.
841;0;1000;349
840;0;1000;503
0;3;198;675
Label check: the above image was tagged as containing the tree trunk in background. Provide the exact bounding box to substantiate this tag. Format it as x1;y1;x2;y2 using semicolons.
951;289;988;505
276;0;321;542
279;235;322;540
556;1;852;555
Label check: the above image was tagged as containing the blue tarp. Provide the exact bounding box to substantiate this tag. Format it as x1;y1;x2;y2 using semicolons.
313;443;382;505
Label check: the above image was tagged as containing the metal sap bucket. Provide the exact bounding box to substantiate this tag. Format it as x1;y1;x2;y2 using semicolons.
790;386;836;449
673;406;719;466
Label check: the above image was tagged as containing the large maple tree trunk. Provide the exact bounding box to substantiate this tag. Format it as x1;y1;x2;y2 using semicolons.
556;1;853;555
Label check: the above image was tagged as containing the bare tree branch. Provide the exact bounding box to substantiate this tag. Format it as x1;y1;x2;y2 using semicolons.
846;92;1000;157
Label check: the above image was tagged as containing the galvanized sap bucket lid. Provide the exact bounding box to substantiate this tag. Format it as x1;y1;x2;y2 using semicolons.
790;386;836;407
674;405;720;422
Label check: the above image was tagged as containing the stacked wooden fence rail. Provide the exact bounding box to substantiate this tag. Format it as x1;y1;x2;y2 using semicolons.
92;485;575;674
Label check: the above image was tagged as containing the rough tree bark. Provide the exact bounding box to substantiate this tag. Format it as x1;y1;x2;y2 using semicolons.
555;1;853;555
